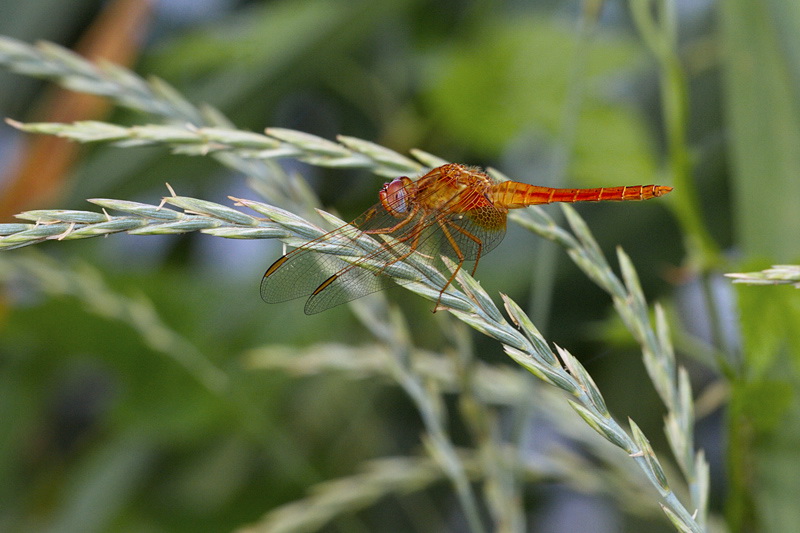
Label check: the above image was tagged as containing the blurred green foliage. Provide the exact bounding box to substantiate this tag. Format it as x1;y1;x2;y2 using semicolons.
425;17;656;184
1;0;800;532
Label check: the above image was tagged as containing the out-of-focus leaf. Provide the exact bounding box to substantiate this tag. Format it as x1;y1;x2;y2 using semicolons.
149;0;361;75
722;4;800;528
721;0;800;259
146;0;410;105
573;103;655;187
732;380;793;434
732;276;800;532
730;382;800;533
40;434;155;533
736;282;800;376
423;18;655;185
753;395;800;533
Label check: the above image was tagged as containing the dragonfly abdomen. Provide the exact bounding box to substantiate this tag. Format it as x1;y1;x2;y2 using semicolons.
491;181;672;208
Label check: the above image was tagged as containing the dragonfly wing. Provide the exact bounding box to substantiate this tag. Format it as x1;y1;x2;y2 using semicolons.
260;249;352;303
261;204;414;310
302;228;421;314
304;260;398;314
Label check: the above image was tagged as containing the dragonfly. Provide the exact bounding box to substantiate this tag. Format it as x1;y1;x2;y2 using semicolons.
260;163;672;314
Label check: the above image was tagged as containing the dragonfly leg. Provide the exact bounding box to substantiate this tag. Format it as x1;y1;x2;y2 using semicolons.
373;220;426;273
445;220;483;275
353;207;426;279
432;220;468;311
363;205;419;236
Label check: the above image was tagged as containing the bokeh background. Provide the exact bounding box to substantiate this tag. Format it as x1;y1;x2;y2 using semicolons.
1;0;799;532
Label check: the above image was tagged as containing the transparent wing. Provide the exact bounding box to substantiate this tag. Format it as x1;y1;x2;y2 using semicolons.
260;176;510;313
259;204;405;306
260;248;353;303
302;255;398;314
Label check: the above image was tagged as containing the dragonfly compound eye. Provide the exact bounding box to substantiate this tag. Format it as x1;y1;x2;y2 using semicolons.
379;177;409;216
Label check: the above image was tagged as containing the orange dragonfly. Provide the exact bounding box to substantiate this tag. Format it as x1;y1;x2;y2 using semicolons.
260;163;672;314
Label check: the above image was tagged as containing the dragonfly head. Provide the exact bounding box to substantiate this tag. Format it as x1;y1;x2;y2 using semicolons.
379;176;414;217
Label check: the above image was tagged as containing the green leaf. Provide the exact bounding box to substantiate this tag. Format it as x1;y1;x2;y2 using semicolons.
721;1;800;259
734;380;794;434
736;281;800;377
729;380;800;533
423;17;656;185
